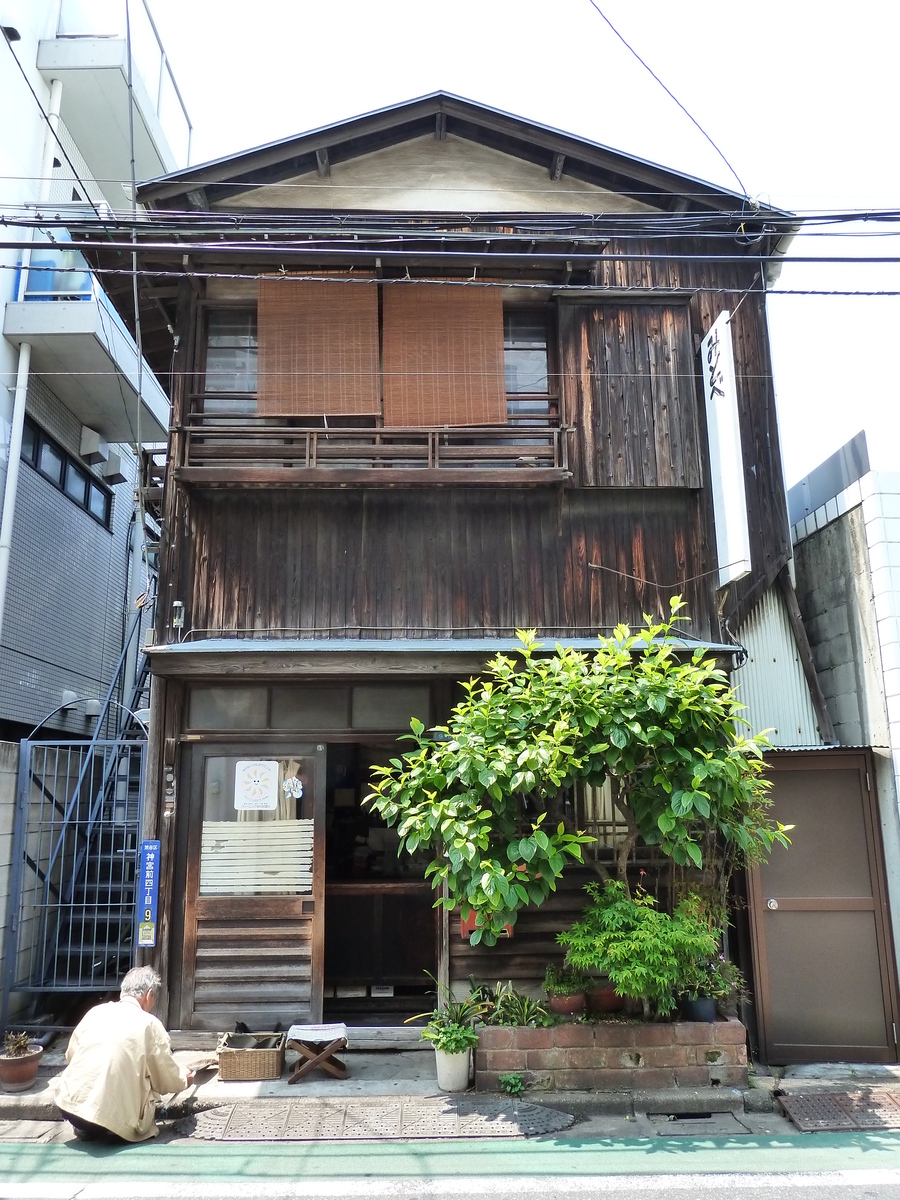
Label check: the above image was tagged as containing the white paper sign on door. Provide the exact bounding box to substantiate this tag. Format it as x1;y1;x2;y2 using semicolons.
234;759;279;810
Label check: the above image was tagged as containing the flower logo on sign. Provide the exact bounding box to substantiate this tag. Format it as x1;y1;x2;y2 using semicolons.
283;776;304;799
234;760;279;810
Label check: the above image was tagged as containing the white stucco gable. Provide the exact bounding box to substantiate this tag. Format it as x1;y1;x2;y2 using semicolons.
220;134;658;214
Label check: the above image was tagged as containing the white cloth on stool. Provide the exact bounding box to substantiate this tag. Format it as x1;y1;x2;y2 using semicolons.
287;1023;349;1047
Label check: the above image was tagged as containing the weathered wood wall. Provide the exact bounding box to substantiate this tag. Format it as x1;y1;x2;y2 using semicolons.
573;238;791;622
559;301;701;488
179;487;718;641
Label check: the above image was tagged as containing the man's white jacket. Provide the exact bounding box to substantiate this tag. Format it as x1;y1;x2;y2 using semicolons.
54;996;188;1141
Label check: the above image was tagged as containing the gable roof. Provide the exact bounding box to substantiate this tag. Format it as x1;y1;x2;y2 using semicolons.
138;91;784;218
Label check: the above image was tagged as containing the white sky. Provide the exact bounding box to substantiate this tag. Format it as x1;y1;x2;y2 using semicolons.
149;0;900;488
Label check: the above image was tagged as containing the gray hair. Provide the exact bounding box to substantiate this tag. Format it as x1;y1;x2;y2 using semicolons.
120;966;161;1000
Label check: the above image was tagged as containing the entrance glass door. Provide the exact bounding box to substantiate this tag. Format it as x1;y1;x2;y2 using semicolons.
176;743;325;1030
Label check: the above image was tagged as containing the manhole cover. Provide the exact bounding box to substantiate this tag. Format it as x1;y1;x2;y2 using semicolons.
183;1098;574;1141
780;1090;900;1132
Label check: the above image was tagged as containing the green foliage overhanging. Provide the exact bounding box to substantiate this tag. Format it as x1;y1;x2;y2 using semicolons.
364;598;790;946
558;880;719;1017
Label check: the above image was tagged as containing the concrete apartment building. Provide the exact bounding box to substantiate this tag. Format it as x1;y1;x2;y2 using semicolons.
0;0;189;1010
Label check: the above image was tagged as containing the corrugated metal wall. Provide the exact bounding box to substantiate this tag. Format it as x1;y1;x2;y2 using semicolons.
733;585;824;747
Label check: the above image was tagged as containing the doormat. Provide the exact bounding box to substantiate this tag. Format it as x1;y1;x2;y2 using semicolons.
180;1098;575;1141
779;1090;900;1131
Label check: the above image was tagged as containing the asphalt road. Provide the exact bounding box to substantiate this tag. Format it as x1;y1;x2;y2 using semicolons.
2;1132;900;1200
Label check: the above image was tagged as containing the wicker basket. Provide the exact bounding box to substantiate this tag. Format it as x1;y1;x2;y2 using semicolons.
216;1032;286;1081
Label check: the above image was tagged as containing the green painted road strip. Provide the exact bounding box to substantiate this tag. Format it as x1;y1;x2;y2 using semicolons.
2;1133;900;1182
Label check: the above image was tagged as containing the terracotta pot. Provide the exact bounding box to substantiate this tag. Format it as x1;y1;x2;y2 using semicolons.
547;992;586;1016
0;1044;43;1092
587;985;624;1014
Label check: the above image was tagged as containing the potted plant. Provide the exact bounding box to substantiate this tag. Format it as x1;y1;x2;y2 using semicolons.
585;978;624;1014
0;1031;43;1092
412;978;488;1092
558;881;719;1020
680;953;750;1021
542;963;587;1016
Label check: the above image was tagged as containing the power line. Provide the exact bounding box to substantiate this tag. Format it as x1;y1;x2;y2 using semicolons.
0;262;896;300
584;0;748;196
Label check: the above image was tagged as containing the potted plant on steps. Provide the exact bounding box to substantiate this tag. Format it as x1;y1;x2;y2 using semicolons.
542;963;587;1016
413;980;488;1093
0;1031;44;1092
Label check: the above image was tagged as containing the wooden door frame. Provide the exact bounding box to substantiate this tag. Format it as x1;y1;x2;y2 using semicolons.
170;739;326;1029
748;748;900;1063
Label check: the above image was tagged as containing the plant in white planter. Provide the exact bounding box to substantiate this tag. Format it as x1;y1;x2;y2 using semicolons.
413;980;488;1093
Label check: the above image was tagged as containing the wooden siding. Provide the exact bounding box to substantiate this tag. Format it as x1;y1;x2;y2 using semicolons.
559;302;700;488
180;487;717;641
186;896;316;1030
450;867;595;988
574;239;791;621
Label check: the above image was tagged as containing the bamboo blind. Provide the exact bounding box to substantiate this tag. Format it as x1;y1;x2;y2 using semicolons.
200;820;314;895
382;285;507;427
257;277;380;416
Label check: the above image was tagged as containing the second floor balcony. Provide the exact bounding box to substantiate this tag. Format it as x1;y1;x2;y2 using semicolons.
3;230;170;444
38;0;191;205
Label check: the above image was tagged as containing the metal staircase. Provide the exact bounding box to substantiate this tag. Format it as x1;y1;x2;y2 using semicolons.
1;597;155;1029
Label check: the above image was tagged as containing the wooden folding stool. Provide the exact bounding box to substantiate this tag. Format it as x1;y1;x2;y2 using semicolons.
286;1022;349;1083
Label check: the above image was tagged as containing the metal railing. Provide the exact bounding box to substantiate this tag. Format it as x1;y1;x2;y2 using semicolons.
56;0;192;165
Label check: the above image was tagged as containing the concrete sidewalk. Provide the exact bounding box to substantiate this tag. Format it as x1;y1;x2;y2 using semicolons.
4;1033;898;1141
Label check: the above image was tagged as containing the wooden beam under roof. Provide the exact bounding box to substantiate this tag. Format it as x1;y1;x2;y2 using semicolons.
315;148;330;178
550;153;565;181
435;112;447;140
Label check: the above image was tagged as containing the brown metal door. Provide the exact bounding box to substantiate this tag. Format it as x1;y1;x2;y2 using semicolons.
749;751;898;1063
177;743;325;1031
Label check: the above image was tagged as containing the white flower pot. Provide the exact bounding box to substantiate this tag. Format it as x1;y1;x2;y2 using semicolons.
434;1047;471;1092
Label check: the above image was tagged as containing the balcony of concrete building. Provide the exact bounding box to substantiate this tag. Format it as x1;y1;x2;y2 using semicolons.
37;0;191;209
3;228;170;444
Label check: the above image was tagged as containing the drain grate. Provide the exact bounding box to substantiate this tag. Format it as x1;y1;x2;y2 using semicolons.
184;1098;574;1142
780;1090;900;1132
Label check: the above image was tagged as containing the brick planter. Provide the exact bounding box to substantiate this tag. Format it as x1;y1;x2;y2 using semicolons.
475;1018;748;1091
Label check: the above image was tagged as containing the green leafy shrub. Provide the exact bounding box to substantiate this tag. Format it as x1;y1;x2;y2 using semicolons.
365;600;789;945
558;881;719;1018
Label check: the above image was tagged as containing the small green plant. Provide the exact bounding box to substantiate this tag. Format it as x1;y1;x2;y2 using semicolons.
468;978;548;1026
542;962;586;998
2;1031;32;1058
681;953;750;1007
558;881;718;1018
498;1071;526;1096
408;972;489;1054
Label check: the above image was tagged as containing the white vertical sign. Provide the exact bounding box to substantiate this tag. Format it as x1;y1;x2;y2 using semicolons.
701;312;751;588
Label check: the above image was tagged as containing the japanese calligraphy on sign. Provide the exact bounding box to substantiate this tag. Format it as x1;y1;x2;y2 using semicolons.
136;839;160;948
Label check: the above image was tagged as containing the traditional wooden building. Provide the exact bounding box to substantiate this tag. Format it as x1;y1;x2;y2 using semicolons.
80;93;898;1058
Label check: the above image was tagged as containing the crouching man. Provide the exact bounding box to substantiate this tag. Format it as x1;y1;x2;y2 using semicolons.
55;966;194;1143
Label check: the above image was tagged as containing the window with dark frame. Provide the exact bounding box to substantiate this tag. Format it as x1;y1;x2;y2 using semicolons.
201;300;557;427
202;309;258;414
20;417;112;529
504;308;552;422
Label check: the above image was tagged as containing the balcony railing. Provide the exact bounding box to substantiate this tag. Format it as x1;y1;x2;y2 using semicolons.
56;0;191;165
174;417;570;486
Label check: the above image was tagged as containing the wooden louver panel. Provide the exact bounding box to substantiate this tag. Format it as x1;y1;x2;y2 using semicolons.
382;285;506;427
559;303;701;488
257;277;380;416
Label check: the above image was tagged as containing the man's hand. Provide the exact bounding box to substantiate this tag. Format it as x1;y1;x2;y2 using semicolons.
185;1069;196;1087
